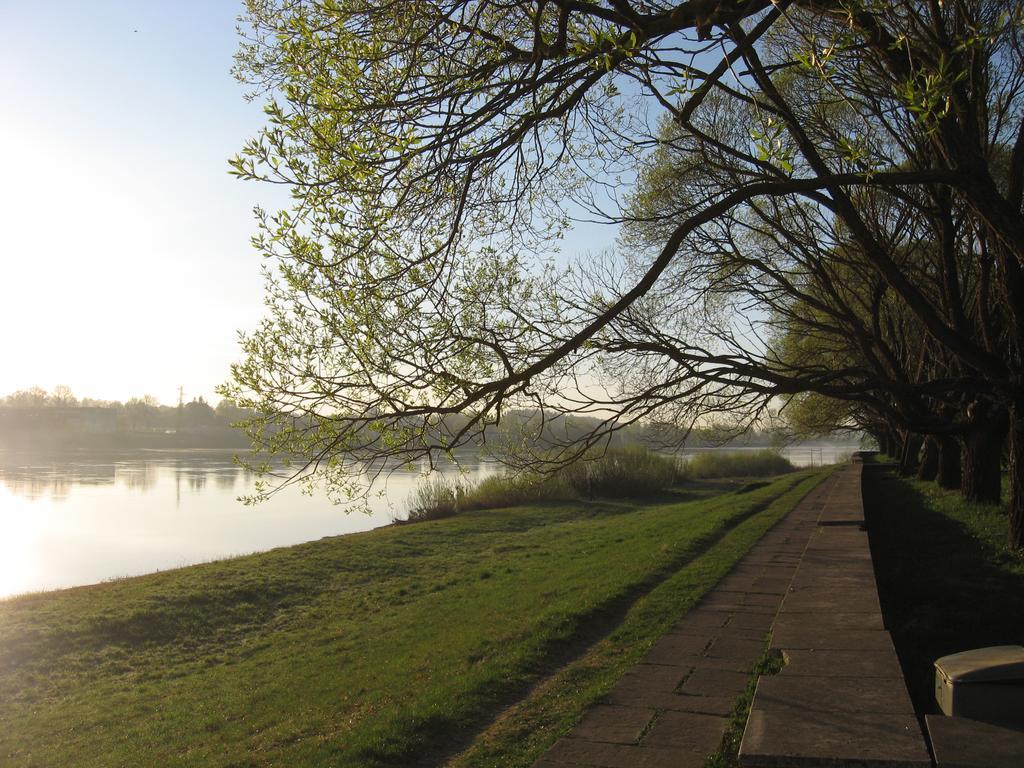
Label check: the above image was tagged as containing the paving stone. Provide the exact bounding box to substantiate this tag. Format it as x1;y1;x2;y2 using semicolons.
544;738;699;768
665;693;739;716
777;611;884;630
727;563;773;575
753;674;916;715
604;688;689;710
714;623;768;642
739;705;931;767
770;626;895;652
741;592;783;607
612;665;689;694
700;597;776;614
679;668;752;697
570;704;656;745
667;654;756;673
643;634;713;665
717;575;759;592
748;577;792;595
641;710;727;753
800;549;872;564
780;589;881;614
770;544;809;554
779;649;905;679
788;572;875;590
926;714;1024;768
604;688;736;716
749;569;794;581
706;636;766;661
745;561;798;573
726;612;775;631
669;609;732;632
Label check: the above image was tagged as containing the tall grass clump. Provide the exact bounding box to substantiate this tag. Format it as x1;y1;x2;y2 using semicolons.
401;475;469;522
400;447;685;520
465;472;574;508
683;449;793;479
400;473;574;521
561;446;683;498
399;448;793;521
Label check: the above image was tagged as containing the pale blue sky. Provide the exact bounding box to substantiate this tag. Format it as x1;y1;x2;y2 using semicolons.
0;1;286;405
0;1;622;407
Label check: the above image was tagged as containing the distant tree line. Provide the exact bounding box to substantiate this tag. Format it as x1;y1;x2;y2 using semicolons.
0;387;253;450
0;386;852;455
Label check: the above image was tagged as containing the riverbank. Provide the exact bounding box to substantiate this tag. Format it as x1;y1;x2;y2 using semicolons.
0;470;827;767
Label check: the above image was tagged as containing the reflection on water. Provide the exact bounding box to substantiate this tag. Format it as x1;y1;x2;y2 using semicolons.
0;450;497;599
0;454;249;501
0;445;856;599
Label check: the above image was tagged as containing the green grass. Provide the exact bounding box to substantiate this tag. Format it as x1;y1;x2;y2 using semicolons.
864;465;1024;720
1;470;826;768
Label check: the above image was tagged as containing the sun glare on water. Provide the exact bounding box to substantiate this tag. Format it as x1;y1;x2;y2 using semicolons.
0;485;40;600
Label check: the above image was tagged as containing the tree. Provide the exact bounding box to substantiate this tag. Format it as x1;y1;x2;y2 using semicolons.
1;386;52;408
225;1;1024;545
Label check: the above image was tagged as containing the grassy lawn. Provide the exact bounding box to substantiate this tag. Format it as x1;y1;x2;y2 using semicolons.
1;470;826;768
864;465;1024;720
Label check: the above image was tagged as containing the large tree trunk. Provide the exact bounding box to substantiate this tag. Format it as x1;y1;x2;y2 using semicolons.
879;430;893;457
899;433;923;477
960;403;1006;504
917;437;939;481
888;428;905;464
937;435;962;489
1009;405;1024;551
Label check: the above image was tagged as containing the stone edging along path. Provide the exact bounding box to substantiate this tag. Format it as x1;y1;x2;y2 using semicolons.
533;462;931;768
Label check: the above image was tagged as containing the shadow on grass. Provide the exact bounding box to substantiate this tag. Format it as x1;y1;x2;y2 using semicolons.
864;464;1024;722
399;492;786;768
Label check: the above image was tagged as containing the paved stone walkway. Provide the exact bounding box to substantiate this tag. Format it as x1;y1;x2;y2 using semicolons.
739;463;931;768
532;473;839;768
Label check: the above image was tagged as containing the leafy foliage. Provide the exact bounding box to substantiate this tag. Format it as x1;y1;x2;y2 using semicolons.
223;0;1024;547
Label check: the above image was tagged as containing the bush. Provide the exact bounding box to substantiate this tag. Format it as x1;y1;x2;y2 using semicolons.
681;449;794;479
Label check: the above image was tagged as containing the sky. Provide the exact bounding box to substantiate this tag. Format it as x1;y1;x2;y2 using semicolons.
0;1;287;406
0;1;628;409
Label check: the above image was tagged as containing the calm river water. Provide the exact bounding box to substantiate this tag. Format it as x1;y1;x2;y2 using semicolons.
0;445;854;599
